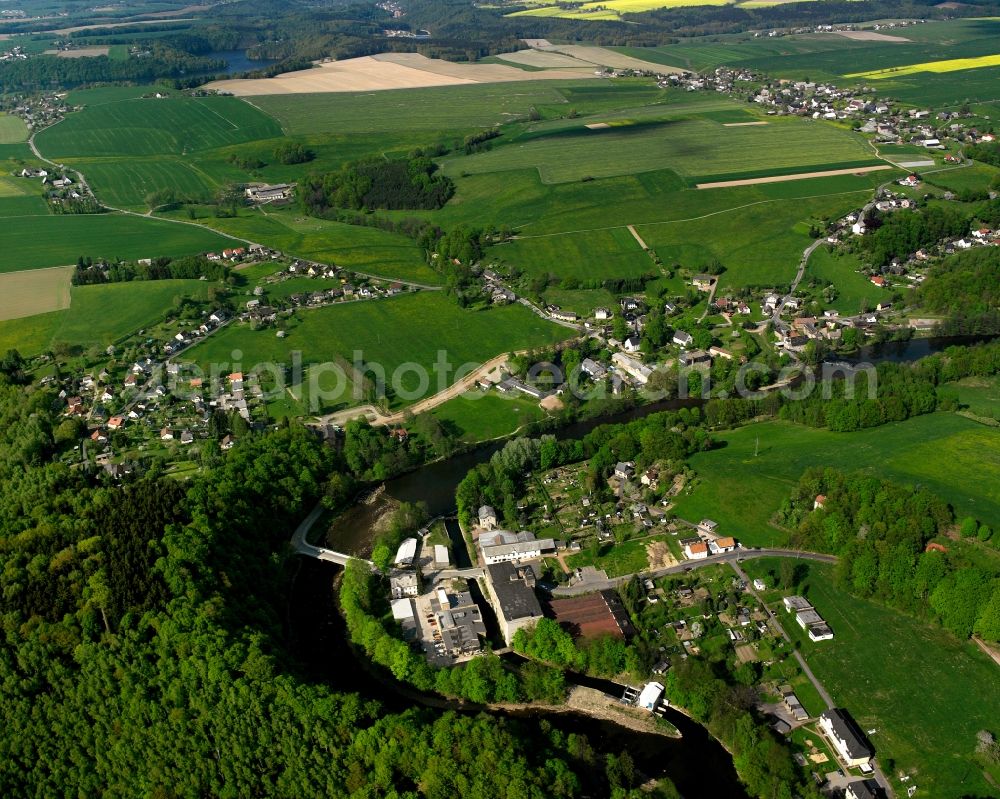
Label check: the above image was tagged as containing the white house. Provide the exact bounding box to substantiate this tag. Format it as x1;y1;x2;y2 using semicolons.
819;709;874;768
672;330;694;348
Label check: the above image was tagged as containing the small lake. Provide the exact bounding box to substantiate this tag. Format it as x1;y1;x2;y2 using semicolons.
203;49;278;75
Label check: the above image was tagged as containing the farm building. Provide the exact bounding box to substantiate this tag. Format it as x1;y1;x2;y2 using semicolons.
783;596;813;613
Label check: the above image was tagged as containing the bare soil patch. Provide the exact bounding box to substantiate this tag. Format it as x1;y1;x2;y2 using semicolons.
0;266;73;321
208;53;594;95
835;30;910;42
696;164;892;189
45;47;111;58
723;121;768;127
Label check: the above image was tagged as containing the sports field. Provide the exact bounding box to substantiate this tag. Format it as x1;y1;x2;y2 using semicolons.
429;392;547;441
0;214;235;272
743;559;1000;799
0;112;28;144
182;292;570;409
672;414;1000;547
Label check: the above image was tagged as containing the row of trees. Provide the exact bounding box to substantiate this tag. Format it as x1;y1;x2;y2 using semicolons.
71;254;232;285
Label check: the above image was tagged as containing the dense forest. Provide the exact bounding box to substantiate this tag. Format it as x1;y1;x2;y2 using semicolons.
301;156;455;214
918;247;1000;335
861;204;970;267
0;46;224;92
0;378;643;798
776;467;1000;642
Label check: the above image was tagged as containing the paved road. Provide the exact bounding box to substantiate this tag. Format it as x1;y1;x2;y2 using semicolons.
551;548;837;596
728;559;835;708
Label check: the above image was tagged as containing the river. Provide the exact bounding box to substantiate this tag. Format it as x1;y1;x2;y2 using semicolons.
321;331;995;555
291;557;750;798
300;333;994;794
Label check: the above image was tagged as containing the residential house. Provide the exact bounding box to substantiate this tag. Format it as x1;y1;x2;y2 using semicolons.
683;540;708;560
479;530;554;565
580;358;607;380
679;349;711;367
614;462;635;481
107;416;125;431
594;307;612;320
623;335;642;353
697;519;719;535
692;274;714;291
179;430;194;445
846;779;884;799
672;330;694;348
818;709;875;768
390;570;419;599
479;505;498;530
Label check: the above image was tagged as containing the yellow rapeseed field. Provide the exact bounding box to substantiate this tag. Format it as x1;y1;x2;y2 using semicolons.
846;53;1000;79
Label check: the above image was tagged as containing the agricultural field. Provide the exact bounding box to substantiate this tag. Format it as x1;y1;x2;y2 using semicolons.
36;96;282;159
181;292;570;410
0;174;49;215
0;266;73;321
170;206;442;285
444;113;878;185
77;158;218;210
672;414;1000;547
0;112;28;144
0;278;213;355
743;559;1000;799
1;214;234;272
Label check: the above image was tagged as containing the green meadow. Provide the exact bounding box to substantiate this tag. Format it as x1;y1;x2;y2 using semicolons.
743;559;1000;799
0;279;214;354
0;214;235;272
429;392;548;441
672;414;1000;547
0;113;28;144
182;292;570;408
804;247;885;315
171;207;442;285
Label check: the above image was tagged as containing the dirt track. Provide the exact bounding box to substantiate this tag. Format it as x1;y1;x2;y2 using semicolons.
696;164;892;190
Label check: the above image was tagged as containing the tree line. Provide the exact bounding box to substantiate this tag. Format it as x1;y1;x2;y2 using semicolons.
71;254;232;285
775;467;1000;643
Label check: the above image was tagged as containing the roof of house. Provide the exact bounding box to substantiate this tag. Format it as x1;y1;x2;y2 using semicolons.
391;598;415;621
686;542;708;554
394;537;418;564
846;779;883;799
715;536;736;548
479;504;496;517
821;708;875;760
486;562;543;622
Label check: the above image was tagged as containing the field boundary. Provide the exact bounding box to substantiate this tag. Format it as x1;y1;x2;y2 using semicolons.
695;164;892;189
